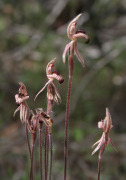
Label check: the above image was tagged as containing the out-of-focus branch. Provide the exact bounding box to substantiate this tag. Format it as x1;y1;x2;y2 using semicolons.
45;0;69;26
0;33;43;62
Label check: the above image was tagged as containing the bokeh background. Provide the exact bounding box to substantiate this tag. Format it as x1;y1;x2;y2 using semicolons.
0;0;126;180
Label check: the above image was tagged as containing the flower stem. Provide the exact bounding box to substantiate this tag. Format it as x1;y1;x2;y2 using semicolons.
48;133;53;180
30;143;35;180
64;55;74;180
26;123;33;180
26;122;31;158
98;145;105;180
39;126;43;180
45;127;48;180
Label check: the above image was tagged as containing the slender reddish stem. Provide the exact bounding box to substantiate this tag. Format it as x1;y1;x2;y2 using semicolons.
98;145;105;180
64;55;74;180
45;127;48;180
46;130;49;179
26;122;31;158
46;99;53;180
49;133;53;180
39;127;43;180
30;143;35;180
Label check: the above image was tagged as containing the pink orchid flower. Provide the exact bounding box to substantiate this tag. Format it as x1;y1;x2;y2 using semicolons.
14;82;29;123
34;58;64;104
92;108;117;180
62;13;89;67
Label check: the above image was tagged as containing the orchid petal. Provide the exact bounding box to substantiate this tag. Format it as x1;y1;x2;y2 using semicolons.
105;108;113;133
67;14;82;39
51;82;61;104
109;138;118;152
72;32;89;41
18;81;27;96
46;58;56;75
13;105;21;117
92;133;105;155
74;42;86;67
92;137;102;148
34;80;52;101
20;104;23;122
62;41;73;64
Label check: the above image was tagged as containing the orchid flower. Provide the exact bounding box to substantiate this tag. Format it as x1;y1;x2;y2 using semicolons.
36;108;53;134
14;82;29;123
92;108;117;180
62;13;89;67
63;14;90;180
34;58;64;105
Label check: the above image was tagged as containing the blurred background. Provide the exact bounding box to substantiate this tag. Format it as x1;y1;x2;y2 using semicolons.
0;0;126;180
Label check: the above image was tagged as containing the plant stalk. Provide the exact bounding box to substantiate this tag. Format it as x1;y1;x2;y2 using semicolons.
26;122;31;158
48;133;53;180
64;55;74;180
45;127;48;180
30;142;35;180
39;125;43;180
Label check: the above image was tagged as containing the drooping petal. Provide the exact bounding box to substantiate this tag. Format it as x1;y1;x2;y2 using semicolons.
20;104;23;122
34;80;52;101
74;42;86;67
62;41;74;64
24;103;28;122
109;138;118;152
51;82;61;104
92;137;102;148
13;105;21;117
92;133;105;155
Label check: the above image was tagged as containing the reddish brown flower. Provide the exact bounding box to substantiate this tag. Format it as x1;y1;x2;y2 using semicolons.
92;108;117;180
92;108;116;155
63;14;89;67
34;58;64;104
14;82;29;123
36;108;53;134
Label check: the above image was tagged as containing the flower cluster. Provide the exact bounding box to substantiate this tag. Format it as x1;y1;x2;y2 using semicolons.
14;58;64;180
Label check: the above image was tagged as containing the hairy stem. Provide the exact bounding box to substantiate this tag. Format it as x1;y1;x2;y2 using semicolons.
48;133;53;180
64;55;74;180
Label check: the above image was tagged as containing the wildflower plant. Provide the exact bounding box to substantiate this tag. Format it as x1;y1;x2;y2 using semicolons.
92;108;117;180
62;13;89;180
14;58;64;180
13;13;117;180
